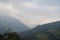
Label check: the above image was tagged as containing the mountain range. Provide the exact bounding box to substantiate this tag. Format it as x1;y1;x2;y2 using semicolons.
20;21;60;40
0;15;60;40
0;15;30;33
20;21;60;36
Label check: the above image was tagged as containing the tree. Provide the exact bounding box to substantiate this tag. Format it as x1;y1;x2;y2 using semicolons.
0;28;22;40
4;32;22;40
0;34;5;40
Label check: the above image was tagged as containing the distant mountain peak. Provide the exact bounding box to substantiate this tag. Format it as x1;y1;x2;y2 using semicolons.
0;15;30;33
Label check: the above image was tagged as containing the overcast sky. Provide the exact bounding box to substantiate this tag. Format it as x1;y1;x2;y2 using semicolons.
0;0;60;28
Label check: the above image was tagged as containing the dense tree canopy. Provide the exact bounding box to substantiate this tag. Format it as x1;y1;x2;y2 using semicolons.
0;32;22;40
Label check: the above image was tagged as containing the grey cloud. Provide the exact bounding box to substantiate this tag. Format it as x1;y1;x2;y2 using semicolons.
0;0;60;16
36;0;60;6
0;0;60;27
0;0;60;6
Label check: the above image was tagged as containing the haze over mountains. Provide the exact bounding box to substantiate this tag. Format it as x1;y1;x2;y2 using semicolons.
0;15;60;40
0;15;30;33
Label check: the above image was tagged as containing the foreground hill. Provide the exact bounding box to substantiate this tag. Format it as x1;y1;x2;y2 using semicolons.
20;21;60;36
20;21;60;40
0;15;30;33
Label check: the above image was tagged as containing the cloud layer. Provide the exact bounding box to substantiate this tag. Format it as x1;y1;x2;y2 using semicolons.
0;0;60;28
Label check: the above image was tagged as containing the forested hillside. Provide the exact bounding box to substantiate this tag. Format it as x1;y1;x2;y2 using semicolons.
20;21;60;40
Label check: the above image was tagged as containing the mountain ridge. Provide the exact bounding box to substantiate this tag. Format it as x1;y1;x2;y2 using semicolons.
0;15;30;33
20;21;60;36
